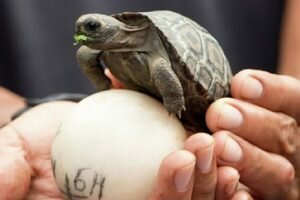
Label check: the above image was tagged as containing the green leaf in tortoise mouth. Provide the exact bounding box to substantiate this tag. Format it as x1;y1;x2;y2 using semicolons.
73;34;88;45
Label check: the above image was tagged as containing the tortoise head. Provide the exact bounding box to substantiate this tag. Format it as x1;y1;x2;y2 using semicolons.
75;13;150;51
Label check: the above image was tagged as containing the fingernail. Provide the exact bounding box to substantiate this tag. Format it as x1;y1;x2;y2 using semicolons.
221;134;243;163
241;76;263;100
225;179;239;196
196;136;214;173
174;161;195;192
218;104;243;129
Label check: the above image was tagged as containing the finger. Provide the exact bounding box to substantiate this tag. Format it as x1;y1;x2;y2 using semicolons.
104;69;124;89
184;133;217;200
215;166;240;200
206;98;300;155
213;131;295;200
149;150;195;200
231;69;300;122
231;190;254;200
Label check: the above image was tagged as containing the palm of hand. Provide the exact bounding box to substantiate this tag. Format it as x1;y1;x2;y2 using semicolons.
0;102;76;200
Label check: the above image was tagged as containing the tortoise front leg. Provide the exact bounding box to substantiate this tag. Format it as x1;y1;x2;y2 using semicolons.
149;58;186;117
76;46;111;91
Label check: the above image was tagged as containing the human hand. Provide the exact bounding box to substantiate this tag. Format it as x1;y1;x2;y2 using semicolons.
0;101;76;200
0;97;251;200
206;69;300;199
149;133;255;200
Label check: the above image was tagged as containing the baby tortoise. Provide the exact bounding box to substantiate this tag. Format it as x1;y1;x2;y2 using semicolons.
75;10;232;132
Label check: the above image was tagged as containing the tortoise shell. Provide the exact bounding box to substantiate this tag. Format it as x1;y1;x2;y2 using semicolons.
112;10;232;131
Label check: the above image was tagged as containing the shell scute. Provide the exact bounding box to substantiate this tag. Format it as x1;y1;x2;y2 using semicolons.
142;11;232;100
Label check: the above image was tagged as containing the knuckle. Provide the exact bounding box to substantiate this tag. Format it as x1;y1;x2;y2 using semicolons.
275;157;295;198
281;161;295;188
250;147;264;173
277;114;299;155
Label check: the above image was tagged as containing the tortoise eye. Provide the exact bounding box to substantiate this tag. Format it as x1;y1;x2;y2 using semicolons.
85;19;100;32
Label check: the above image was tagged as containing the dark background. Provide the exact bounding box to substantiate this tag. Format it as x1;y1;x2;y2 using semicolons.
0;0;284;97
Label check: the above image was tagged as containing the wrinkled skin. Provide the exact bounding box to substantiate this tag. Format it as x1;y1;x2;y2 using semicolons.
0;101;75;200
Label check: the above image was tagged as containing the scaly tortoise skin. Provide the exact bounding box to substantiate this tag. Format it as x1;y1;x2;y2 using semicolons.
75;10;232;132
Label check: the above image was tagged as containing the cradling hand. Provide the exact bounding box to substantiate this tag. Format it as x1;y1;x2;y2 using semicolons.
206;69;300;199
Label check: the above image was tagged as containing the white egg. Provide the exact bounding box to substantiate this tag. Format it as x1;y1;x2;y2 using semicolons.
51;89;187;200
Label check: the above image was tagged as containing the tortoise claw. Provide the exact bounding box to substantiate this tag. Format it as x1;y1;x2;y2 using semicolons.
176;105;186;118
164;97;186;119
166;104;186;119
